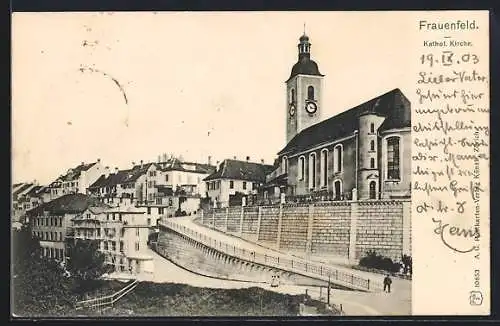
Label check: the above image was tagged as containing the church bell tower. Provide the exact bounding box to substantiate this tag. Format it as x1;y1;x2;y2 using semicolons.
285;30;324;144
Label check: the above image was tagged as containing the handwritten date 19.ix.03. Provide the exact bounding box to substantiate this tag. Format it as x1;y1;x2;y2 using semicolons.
420;51;479;68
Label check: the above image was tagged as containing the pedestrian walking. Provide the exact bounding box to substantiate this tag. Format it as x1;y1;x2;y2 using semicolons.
383;274;392;293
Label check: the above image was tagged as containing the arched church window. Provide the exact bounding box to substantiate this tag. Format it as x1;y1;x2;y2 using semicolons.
387;136;401;180
298;156;305;181
334;144;343;173
370;140;375;151
370;157;375;169
290;89;295;103
282;156;288;174
309;153;316;189
307;86;315;101
321;149;328;187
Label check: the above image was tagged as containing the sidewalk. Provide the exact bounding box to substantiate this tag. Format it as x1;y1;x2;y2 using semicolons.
170;217;386;290
169;216;411;315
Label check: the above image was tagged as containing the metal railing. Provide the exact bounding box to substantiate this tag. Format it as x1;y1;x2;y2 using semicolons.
74;279;139;311
159;220;378;292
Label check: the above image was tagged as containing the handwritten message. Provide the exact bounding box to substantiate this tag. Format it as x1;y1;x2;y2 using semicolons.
413;16;489;313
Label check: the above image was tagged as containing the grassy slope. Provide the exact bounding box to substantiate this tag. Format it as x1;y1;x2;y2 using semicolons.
86;282;340;316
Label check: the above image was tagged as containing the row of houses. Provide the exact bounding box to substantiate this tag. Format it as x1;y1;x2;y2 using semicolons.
26;193;154;276
13;154;279;226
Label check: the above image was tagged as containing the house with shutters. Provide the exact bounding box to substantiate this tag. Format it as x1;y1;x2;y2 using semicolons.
48;159;105;200
204;158;275;208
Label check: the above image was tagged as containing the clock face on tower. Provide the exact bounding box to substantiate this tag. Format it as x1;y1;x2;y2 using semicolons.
305;101;317;114
289;103;296;117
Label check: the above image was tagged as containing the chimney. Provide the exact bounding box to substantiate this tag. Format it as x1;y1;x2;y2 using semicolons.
97;158;101;163
132;161;136;167
261;159;265;164
216;161;220;171
140;160;143;168
246;156;250;162
115;167;119;174
81;161;85;166
233;156;237;160
208;156;212;166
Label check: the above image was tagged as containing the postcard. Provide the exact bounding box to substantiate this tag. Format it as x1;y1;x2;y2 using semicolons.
11;10;490;317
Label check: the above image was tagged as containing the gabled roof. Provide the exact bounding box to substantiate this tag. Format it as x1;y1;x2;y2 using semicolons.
278;88;411;156
89;164;152;189
61;162;98;181
87;206;110;215
12;183;23;189
158;158;216;174
24;185;44;198
26;193;110;216
12;183;34;197
123;163;155;183
204;159;275;183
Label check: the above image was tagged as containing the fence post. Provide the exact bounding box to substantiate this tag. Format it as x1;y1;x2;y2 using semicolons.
367;279;370;290
239;206;245;236
348;201;359;264
225;207;229;232
256;206;262;240
327;275;331;305
305;203;315;259
402;200;411;256
276;204;283;250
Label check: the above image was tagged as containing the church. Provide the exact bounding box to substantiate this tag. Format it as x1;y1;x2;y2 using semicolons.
262;32;412;202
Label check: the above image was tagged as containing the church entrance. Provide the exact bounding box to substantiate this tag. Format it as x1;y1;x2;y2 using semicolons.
334;180;341;200
369;181;377;199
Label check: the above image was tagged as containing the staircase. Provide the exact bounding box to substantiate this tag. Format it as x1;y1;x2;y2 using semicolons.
74;279;139;312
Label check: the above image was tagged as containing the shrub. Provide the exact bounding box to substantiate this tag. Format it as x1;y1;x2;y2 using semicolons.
359;250;401;273
401;254;412;275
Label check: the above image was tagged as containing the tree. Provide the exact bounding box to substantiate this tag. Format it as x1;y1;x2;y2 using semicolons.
64;238;113;293
12;226;74;316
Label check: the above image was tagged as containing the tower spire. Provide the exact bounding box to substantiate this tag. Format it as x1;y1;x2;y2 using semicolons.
303;22;306;35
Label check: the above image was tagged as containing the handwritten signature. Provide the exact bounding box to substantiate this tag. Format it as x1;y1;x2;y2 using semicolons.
432;218;479;253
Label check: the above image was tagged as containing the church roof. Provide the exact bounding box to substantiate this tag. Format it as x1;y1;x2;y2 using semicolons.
278;88;411;156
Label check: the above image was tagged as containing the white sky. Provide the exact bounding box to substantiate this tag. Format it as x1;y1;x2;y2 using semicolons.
12;11;413;185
